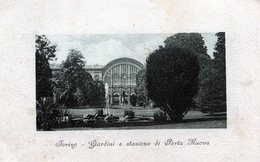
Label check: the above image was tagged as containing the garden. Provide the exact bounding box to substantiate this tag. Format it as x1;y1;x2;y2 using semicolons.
36;33;226;130
37;104;226;130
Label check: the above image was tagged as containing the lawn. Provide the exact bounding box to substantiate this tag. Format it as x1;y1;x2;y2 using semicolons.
54;107;226;130
65;106;158;118
58;120;226;130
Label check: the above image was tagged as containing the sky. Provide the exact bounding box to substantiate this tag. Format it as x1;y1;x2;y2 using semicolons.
47;33;217;66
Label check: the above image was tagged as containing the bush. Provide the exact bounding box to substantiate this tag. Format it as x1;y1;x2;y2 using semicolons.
153;111;167;123
138;100;143;106
130;94;138;106
123;110;135;119
36;101;57;130
146;47;200;121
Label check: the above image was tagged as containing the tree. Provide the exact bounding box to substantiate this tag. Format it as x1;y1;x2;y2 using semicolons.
61;49;93;107
36;35;57;102
135;70;148;106
57;49;106;107
146;47;200;121
86;80;106;107
74;87;85;106
213;32;225;74
164;33;209;69
213;32;226;112
199;32;226;112
35;35;57;130
51;71;66;104
62;49;92;91
164;33;212;110
130;94;138;106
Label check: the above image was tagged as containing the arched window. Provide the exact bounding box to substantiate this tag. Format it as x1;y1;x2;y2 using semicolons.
112;92;120;105
102;59;144;88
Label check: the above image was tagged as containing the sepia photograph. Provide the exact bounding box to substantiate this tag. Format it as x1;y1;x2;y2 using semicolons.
1;0;260;161
36;33;226;130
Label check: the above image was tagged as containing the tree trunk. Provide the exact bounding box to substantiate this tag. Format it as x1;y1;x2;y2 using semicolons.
164;103;174;120
163;103;184;122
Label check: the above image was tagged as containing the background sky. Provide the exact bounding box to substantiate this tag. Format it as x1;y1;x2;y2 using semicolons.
47;33;217;66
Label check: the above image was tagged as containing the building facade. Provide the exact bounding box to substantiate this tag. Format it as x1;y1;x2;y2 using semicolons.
52;57;145;106
102;58;145;105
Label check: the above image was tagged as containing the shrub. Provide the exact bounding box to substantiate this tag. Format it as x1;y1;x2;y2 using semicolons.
153;111;167;123
123;110;135;119
36;101;57;130
130;94;138;106
146;47;200;121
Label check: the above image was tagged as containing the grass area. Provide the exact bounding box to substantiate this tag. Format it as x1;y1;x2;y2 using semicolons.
54;107;226;130
65;106;159;117
59;120;226;130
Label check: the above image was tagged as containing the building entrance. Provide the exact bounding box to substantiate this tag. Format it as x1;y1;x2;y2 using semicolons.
112;92;119;105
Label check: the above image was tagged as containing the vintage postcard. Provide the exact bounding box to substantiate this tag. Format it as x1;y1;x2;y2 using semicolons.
0;0;259;162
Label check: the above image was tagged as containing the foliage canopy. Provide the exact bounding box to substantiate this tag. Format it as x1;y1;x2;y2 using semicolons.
199;32;226;112
36;35;57;100
146;47;200;121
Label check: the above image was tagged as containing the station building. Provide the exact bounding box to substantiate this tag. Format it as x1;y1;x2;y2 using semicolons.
52;57;145;105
